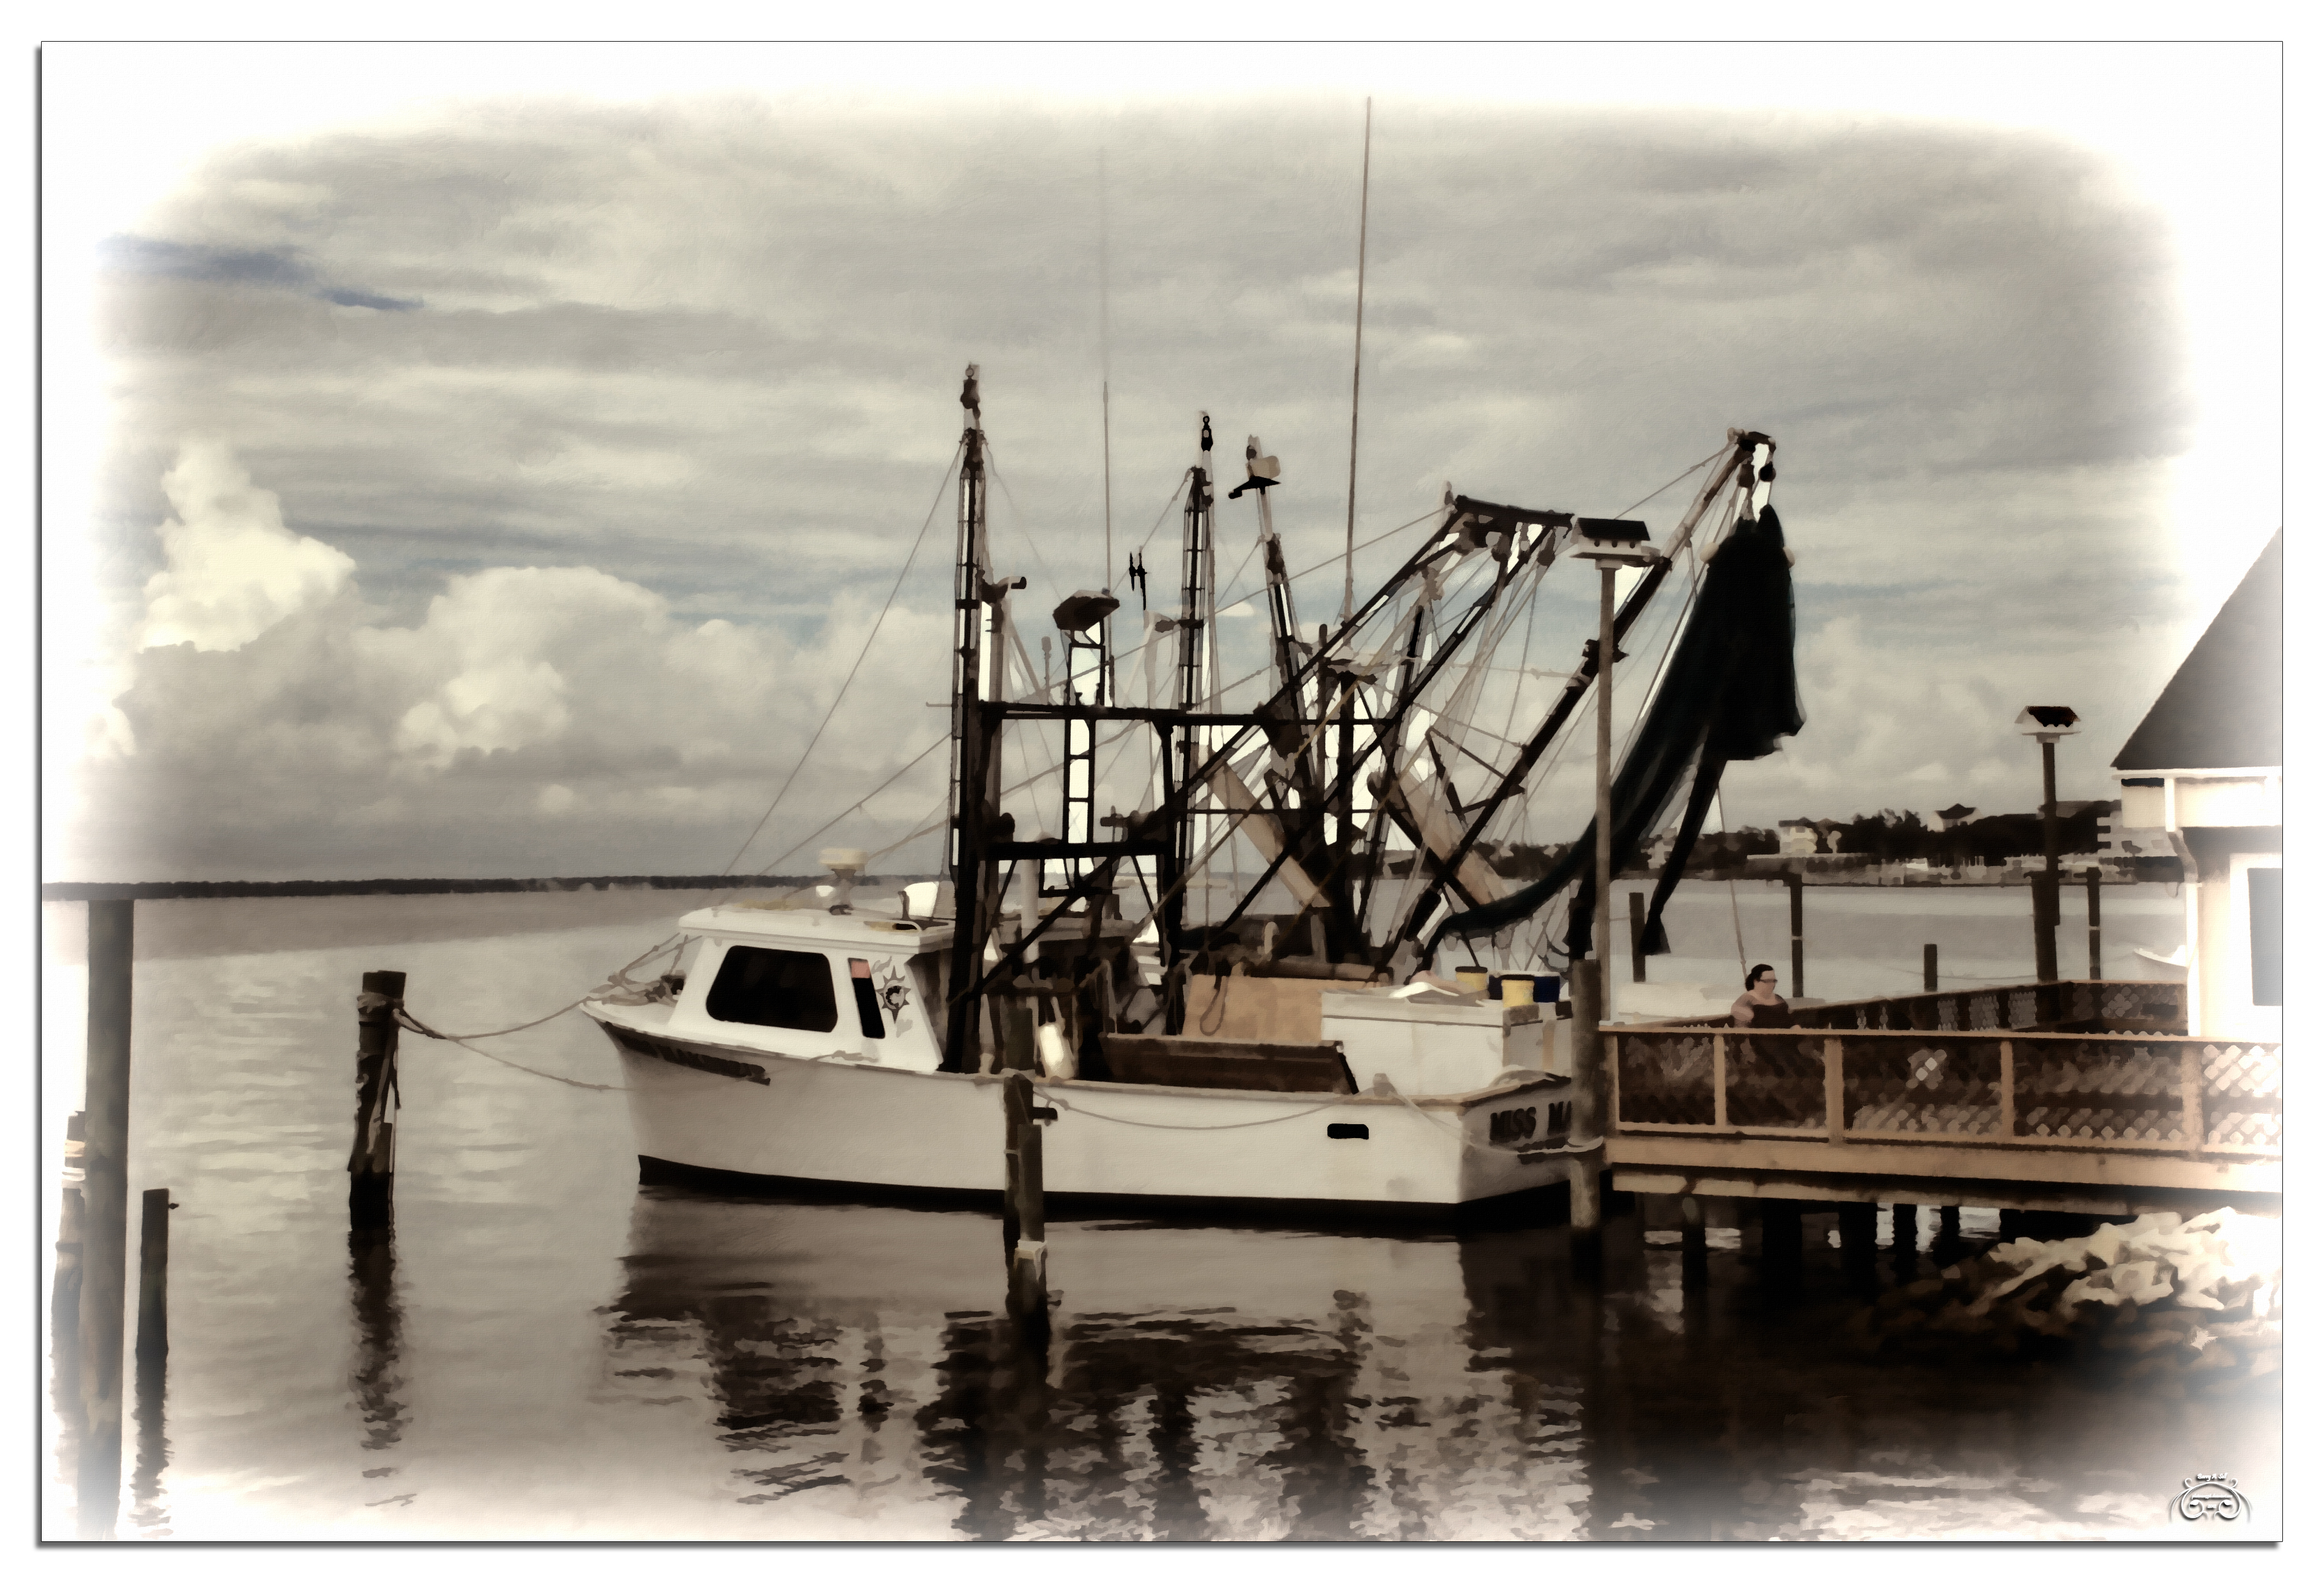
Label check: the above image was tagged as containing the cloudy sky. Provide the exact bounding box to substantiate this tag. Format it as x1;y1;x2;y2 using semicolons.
41;42;2283;882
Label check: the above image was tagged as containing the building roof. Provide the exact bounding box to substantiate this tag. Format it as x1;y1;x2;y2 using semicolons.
1936;803;1977;820
2114;531;2281;772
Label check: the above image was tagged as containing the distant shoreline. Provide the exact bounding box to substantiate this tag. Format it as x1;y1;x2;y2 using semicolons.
41;865;2170;903
36;874;939;902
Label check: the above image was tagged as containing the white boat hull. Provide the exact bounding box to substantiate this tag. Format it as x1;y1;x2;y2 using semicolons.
590;1007;1575;1213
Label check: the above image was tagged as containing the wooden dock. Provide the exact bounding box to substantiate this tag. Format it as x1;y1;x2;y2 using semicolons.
1598;981;2279;1216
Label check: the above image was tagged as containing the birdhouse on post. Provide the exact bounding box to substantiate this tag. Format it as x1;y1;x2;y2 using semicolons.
1569;517;1658;568
2016;705;2082;742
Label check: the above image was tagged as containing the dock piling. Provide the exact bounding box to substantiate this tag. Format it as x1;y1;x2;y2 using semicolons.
999;1003;1050;1334
1679;1194;1708;1289
1567;959;1606;1275
77;898;134;1540
1839;1201;1878;1294
51;1172;87;1459
1628;890;1646;984
350;971;406;1229
2086;866;2103;980
1890;1202;1918;1278
1786;871;1804;1000
1759;1200;1801;1298
135;1190;170;1366
1923;943;1938;993
131;1189;172;1530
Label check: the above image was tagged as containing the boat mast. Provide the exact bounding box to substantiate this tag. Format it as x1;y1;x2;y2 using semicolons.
944;365;996;1072
1175;416;1215;933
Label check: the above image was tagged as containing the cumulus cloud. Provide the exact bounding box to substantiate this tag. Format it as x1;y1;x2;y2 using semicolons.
72;446;959;879
139;440;357;651
58;93;2253;879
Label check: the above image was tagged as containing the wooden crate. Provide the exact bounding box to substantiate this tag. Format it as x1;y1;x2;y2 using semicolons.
1098;1035;1357;1094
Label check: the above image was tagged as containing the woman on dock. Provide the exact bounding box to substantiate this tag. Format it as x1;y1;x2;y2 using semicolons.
1730;963;1796;1028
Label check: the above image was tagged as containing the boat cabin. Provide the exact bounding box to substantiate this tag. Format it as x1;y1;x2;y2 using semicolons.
659;903;955;1073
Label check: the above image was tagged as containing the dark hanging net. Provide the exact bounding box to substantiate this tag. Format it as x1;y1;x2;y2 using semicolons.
1429;505;1804;959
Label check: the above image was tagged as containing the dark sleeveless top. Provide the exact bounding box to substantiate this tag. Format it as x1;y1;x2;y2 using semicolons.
1730;994;1796;1029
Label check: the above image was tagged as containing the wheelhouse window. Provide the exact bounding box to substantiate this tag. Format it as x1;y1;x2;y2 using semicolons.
705;947;838;1032
848;958;887;1039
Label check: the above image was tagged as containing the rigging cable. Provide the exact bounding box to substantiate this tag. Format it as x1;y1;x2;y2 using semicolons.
1343;95;1373;625
720;439;963;875
982;447;1062;612
1718;786;1748;974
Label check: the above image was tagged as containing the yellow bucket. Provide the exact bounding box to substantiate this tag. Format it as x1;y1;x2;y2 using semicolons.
1498;975;1536;1006
1455;968;1490;995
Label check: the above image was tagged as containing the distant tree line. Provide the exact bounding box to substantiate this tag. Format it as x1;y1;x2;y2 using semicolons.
1809;806;2110;866
1468;805;2115;883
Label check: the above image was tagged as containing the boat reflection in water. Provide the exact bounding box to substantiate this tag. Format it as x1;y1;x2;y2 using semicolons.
603;1187;2273;1540
608;1188;1590;1540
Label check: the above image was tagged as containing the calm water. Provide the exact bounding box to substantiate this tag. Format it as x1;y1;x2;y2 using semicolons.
40;884;2277;1540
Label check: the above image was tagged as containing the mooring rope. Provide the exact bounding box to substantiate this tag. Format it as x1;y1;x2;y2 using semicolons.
1039;1091;1346;1131
377;936;690;1092
392;1007;630;1092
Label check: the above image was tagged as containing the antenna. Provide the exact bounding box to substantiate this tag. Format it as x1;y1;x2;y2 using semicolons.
1342;96;1373;627
1098;146;1115;595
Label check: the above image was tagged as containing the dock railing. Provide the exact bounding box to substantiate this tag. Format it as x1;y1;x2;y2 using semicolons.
1643;979;2188;1036
1606;981;2277;1165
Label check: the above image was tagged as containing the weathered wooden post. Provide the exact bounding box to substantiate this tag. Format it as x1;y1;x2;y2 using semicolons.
1891;1202;1918;1278
1759;1199;1801;1298
54;1112;87;1350
52;1144;87;1458
2035;734;2062;981
131;1188;171;1526
1571;522;1649;1275
1679;1193;1708;1289
350;971;406;1228
135;1190;170;1367
999;1003;1050;1334
1567;961;1605;1269
2085;865;2103;981
1628;890;1647;984
1935;1203;1962;1261
78;897;134;1540
1923;943;1939;993
1838;1201;1878;1294
1786;870;1805;1000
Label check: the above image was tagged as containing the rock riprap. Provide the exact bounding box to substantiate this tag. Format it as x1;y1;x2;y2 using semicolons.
1849;1209;2280;1386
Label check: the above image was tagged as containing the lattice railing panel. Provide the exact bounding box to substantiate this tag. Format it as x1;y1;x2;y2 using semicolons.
2098;981;2187;1026
1841;1037;2004;1136
1616;1032;1716;1126
2201;1041;2283;1150
1786;981;2183;1035
2012;1040;2185;1144
1723;1035;1825;1130
1603;1022;2276;1158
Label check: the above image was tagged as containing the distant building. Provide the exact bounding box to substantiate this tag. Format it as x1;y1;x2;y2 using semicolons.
1775;819;1821;856
1933;802;1979;831
2113;531;2280;1041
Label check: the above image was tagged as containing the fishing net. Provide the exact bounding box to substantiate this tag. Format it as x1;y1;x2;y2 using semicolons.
1429;505;1804;959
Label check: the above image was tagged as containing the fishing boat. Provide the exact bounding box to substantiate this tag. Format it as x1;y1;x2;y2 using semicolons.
581;365;1802;1214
